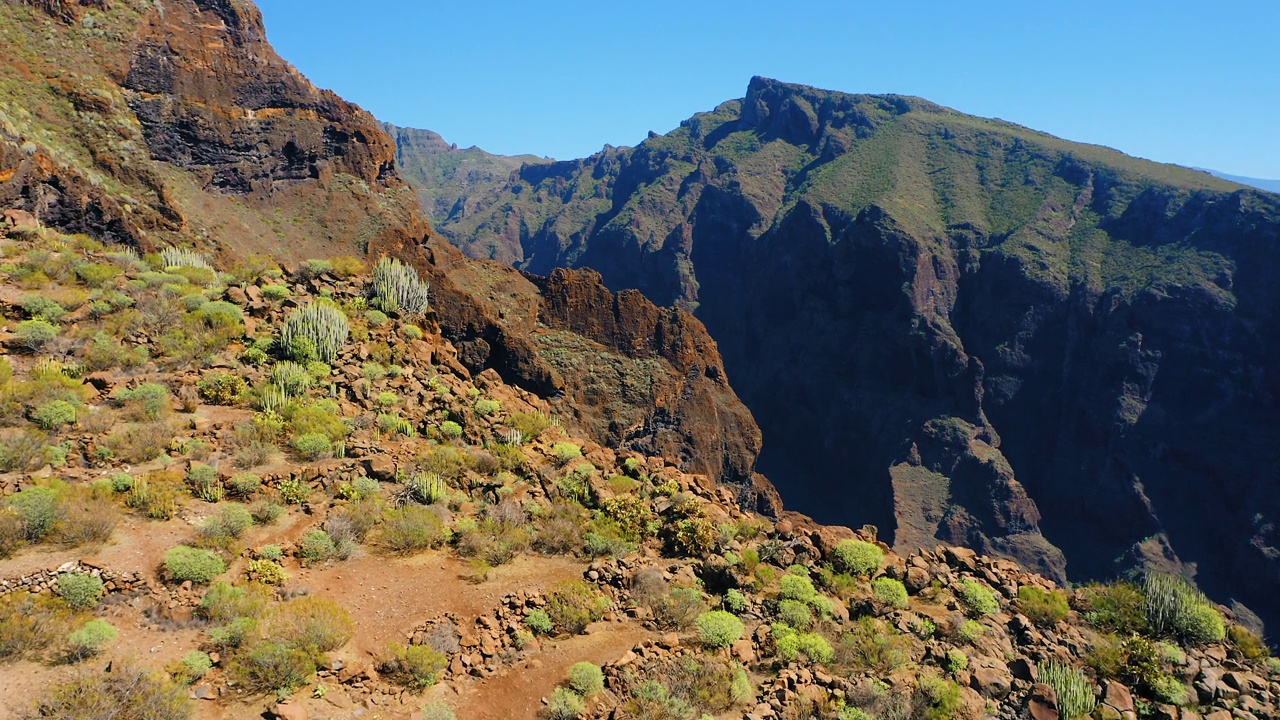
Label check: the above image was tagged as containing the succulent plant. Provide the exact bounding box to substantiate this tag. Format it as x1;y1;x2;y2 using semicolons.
277;302;350;363
160;247;213;270
369;257;429;316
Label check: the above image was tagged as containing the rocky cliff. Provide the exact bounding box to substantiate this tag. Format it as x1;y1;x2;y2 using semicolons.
414;77;1280;630
0;0;766;501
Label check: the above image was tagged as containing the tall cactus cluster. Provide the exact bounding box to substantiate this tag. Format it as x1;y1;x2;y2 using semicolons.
1038;661;1096;719
277;302;350;363
160;247;213;270
370;257;430;316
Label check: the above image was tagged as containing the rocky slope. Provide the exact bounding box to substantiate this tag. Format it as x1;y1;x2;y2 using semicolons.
411;77;1280;631
0;0;762;498
0;231;1275;720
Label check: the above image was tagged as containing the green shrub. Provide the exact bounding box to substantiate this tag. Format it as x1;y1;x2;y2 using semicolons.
944;648;968;673
915;675;964;720
1079;581;1146;634
833;539;883;576
474;398;500;417
551;442;582;465
779;573;818;603
546;687;585;720
440;420;463;439
251;499;285;524
57;573;105;609
872;577;909;609
228;472;260;498
117;382;171;420
231;640;316;694
777;599;814;630
164;546;226;583
7;485;62;541
380;641;447;690
695;610;744;648
278;302;350;363
723;588;748;614
67;618;117;659
545;580;609;635
525;609;554;635
261;284;291;301
27;664;190;720
21;296;67;322
197;372;246;405
380;505;446;554
1143;573;1225;644
300;530;337;564
566;661;605;697
270;596;353;653
957;579;999;617
15;319;59;350
370;257;430;315
1017;585;1070;626
956;619;984;643
248;559;288;585
773;624;834;664
32;400;77;430
292;432;332;460
176;650;214;684
187;462;222;502
403;324;423;340
1229;625;1270;660
110;473;134;493
1039;661;1097;719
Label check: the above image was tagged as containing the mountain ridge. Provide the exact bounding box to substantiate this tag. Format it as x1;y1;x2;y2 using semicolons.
402;75;1280;630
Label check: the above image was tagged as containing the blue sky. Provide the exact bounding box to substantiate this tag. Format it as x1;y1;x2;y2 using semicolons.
255;1;1279;178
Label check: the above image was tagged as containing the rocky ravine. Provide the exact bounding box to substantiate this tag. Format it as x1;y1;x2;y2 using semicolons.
411;77;1280;631
0;0;769;502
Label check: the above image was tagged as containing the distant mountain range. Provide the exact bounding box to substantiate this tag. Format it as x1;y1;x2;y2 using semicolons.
1196;168;1280;193
390;77;1280;630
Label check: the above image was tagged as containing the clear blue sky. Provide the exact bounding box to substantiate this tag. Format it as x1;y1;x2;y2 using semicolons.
255;0;1279;178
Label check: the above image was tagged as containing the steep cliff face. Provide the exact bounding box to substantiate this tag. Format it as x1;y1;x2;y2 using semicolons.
0;0;428;259
418;77;1280;625
0;0;766;501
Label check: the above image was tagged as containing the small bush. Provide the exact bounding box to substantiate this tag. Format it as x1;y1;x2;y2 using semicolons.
21;296;67;322
525;609;554;635
231;640;316;695
944;648;968;673
15;319;59;350
551;442;582;465
164;546;226;583
175;650;214;684
67;618;117;660
228;472;261;498
956;579;999;617
300;529;337;564
7;485;62;541
1017;585;1069;627
773;625;834;664
292;432;332;460
32;400;77;430
833;539;883;576
871;577;909;609
110;473;134;493
566;660;605;696
380;505;446;554
546;687;585;720
26;665;190;720
474;398;500;417
695;610;744;648
251;499;285;524
197;372;246;405
1229;624;1270;660
915;674;964;720
270;596;353;653
545;580;609;636
381;642;447;690
1039;660;1097;719
57;573;104;609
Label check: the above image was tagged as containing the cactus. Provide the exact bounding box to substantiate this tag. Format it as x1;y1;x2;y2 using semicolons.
269;361;314;398
161;247;213;270
1038;661;1095;720
500;428;525;447
277;302;350;363
369;257;430;316
404;473;447;505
